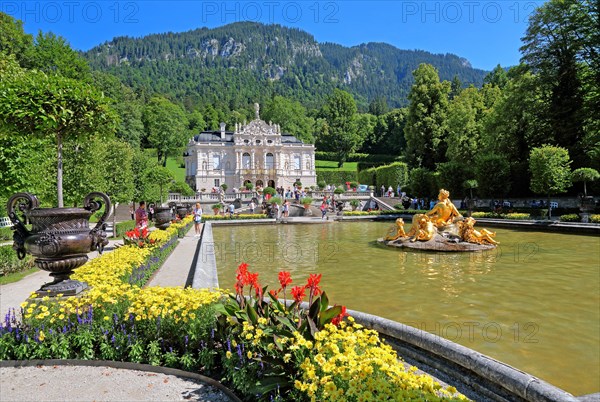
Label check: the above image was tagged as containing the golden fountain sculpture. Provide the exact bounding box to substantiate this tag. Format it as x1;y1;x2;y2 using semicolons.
382;189;498;251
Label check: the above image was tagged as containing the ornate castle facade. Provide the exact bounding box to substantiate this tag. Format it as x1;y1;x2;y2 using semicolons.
185;104;316;192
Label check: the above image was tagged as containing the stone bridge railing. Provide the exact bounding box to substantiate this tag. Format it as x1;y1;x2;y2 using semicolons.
167;191;374;206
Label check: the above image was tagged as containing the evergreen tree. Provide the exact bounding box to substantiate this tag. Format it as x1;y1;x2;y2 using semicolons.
404;64;450;170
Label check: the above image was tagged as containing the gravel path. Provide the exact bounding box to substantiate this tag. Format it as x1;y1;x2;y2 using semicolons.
0;364;237;402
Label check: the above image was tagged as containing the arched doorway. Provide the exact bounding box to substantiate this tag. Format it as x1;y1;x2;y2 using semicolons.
268;180;275;188
255;180;264;188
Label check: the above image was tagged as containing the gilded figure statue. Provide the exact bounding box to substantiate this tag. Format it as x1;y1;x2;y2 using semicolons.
384;218;407;241
409;214;435;242
458;217;499;245
426;189;462;228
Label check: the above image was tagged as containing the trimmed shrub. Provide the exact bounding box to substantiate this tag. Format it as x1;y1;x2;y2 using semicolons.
315;152;399;163
316;171;358;186
0;245;35;276
560;214;581;222
115;220;136;238
591;215;600;223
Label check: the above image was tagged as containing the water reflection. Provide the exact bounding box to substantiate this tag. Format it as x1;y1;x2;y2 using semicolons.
212;221;600;395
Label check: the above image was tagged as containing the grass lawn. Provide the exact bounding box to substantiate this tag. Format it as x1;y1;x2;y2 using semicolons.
0;267;39;285
166;157;186;182
315;160;358;171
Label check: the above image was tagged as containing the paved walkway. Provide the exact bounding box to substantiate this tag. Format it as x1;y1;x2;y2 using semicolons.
146;225;200;288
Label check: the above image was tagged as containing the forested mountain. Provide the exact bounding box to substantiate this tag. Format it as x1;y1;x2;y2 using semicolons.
83;22;487;109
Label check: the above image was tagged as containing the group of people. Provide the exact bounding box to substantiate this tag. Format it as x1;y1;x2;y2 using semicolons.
380;185;402;198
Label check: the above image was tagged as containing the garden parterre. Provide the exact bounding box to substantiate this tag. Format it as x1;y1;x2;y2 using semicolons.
1;215;467;401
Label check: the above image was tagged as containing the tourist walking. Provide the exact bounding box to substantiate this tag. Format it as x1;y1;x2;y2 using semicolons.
193;202;202;238
135;201;148;229
249;201;255;213
228;203;235;217
320;202;327;220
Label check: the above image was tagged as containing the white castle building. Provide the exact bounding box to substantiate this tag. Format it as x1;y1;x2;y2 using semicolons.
185;104;317;192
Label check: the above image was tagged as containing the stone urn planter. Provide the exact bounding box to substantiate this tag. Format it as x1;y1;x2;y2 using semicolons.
153;206;172;230
7;192;110;297
176;205;188;219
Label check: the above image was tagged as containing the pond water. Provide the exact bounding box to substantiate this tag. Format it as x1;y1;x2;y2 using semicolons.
212;221;600;396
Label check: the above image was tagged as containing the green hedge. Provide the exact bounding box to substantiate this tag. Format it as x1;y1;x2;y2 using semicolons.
358;162;409;189
560;214;581;222
115;220;136;238
591;215;600;223
0;245;35;276
315;152;399;163
0;227;12;241
316;171;358;186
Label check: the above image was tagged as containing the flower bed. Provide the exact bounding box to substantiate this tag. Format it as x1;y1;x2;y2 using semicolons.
1;214;467;401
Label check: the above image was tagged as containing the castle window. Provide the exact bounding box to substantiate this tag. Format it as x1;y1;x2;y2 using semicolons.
242;153;251;169
266;153;274;169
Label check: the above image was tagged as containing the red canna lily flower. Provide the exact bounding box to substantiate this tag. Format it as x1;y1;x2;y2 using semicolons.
247;272;259;289
331;305;349;326
306;273;322;297
269;289;279;298
290;285;306;303
278;271;292;288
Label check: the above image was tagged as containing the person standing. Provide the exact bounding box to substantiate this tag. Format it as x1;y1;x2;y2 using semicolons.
193;202;203;238
282;200;289;218
135;201;148;229
249;201;255;214
320;202;327;220
228;203;235;217
129;204;135;220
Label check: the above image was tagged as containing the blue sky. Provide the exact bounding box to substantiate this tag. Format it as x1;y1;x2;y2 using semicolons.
2;0;547;71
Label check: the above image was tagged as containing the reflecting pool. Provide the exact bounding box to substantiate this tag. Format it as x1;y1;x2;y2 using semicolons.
212;221;600;395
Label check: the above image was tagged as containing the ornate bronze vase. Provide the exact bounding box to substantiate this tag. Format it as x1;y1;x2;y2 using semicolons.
153;206;172;230
176;205;188;219
7;192;111;297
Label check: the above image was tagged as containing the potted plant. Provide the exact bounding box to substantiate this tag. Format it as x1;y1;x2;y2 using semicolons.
220;183;228;193
300;197;313;209
245;182;254;191
263;186;276;200
317;180;326;190
349;199;360;211
211;203;224;215
294;181;302;188
269;196;283;205
349;181;359;191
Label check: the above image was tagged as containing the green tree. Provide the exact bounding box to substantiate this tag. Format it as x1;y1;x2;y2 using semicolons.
520;0;595;167
262;96;315;143
571;168;600;197
483;65;509;89
368;96;389;116
529;145;572;218
474;154;511;199
435;161;470;199
103;139;135;204
0;12;33;65
316;89;361;167
144;165;175;204
26;32;91;80
0;71;118;207
407;167;437;198
0;130;55;206
445;86;485;167
404;64;450;170
142;96;189;167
